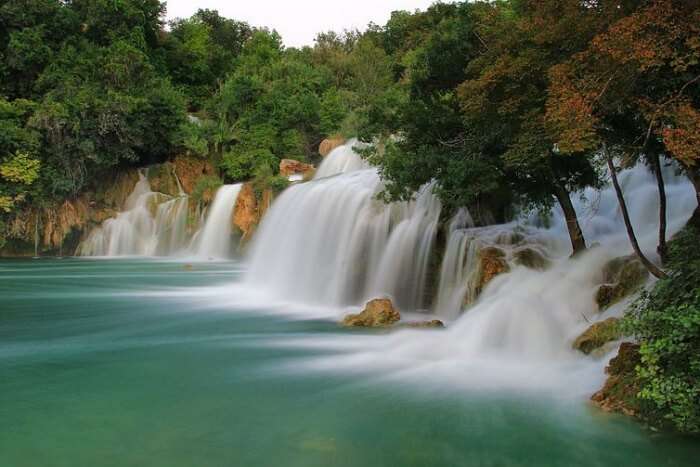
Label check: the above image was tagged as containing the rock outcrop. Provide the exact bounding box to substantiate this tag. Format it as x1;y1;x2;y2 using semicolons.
591;342;641;416
146;163;180;197
232;183;275;244
173;156;216;194
475;246;510;295
573;317;622;354
596;256;649;310
402;319;445;329
319;137;345;157
342;298;401;327
279;159;315;179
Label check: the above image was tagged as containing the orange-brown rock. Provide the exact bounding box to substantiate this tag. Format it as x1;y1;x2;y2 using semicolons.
475;247;510;295
232;183;259;242
173;155;216;195
342;298;401;327
100;169;139;208
319;137;345;157
279;159;315;178
402;319;445;329
591;342;641;416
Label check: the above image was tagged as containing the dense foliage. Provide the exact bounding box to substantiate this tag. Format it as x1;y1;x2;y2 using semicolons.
625;225;700;433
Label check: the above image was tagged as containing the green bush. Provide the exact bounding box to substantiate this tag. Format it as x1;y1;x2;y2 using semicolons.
191;175;222;204
624;225;700;433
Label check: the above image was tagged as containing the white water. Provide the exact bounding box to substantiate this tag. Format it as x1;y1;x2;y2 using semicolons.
77;171;190;256
234;142;696;394
245;143;441;309
189;184;242;259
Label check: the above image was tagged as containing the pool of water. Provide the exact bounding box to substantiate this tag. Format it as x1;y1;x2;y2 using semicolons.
1;259;697;467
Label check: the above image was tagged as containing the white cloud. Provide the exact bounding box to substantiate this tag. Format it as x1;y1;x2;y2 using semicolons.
165;0;443;48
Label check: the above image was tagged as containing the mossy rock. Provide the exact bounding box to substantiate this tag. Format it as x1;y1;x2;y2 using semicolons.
147;163;180;197
513;247;550;270
591;342;642;416
596;256;649;310
573;317;622;354
342;298;400;327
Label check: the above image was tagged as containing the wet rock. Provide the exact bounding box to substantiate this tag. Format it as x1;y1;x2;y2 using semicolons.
591;342;641;416
147;163;180;197
173;155;216;195
513;247;550;270
402;319;445;329
573;317;622;354
596;256;649;310
232;183;258;242
100;169;139;208
319;137;345;157
475;247;510;295
342;298;401;327
279;159;315;179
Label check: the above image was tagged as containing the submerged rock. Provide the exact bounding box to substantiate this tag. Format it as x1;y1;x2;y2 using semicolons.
596;256;649;310
319;137;345;157
402;319;445;329
573;317;622;354
342;298;401;327
279;159;315;179
591;342;641;416
513;247;550;270
475;246;510;294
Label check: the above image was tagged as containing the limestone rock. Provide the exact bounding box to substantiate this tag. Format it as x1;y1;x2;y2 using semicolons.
342;298;401;327
591;342;641;416
147;163;180;197
475;246;510;295
279;159;315;179
232;183;258;242
173;156;216;195
100;169;139;208
573;317;622;354
513;247;550;270
596;256;649;310
319;137;345;157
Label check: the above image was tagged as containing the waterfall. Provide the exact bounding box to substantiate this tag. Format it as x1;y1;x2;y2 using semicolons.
244;142;441;310
77;171;190;257
190;184;243;259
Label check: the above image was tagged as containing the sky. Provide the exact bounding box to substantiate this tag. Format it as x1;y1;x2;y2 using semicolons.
165;0;442;48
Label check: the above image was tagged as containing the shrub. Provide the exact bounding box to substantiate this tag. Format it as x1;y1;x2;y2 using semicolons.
624;225;700;433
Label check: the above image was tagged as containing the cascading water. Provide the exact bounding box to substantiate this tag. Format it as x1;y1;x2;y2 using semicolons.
77;170;190;257
244;142;441;310
241;146;696;393
189;184;243;259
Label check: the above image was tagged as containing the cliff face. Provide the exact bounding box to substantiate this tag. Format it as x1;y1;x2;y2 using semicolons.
0;156;216;257
232;182;274;246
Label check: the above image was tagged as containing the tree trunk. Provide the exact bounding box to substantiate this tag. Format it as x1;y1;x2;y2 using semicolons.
651;152;667;261
553;182;587;256
605;146;667;279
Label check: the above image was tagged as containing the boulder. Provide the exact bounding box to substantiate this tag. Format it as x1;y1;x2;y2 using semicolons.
596;256;649;310
573;317;622;354
513;247;550;270
319;137;345;157
279;159;315;179
342;298;401;327
475;246;510;295
591;342;641;416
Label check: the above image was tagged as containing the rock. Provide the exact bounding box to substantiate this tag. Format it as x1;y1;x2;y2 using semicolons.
279;159;315;179
513;247;550;270
591;342;641;416
319;137;345;157
475;246;510;295
100;169;140;208
147;163;180;197
232;183;258;242
342;298;401;327
173;156;216;195
402;319;445;329
184;264;193;271
596;256;649;310
573;317;622;354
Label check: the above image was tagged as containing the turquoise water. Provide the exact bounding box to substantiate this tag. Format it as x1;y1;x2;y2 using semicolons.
1;259;698;467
